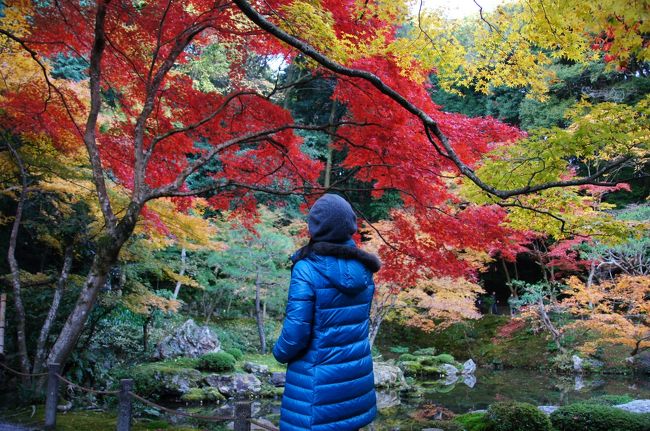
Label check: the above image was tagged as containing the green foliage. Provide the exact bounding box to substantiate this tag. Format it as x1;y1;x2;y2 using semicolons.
197;352;236;373
486;402;553;431
224;348;243;361
413;347;437;356
584;395;635;406
431;353;456;364
550;403;650;431
454;412;491;431
427;420;464;431
389;345;410;354
50;52;87;81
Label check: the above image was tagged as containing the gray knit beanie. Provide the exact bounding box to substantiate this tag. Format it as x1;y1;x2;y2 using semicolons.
307;194;357;242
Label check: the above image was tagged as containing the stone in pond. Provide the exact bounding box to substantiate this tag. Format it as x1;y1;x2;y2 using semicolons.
439;363;459;376
154;319;220;359
243;362;270;376
462;374;476;388
269;372;286;387
373;362;408;388
462;359;476;375
205;373;262;397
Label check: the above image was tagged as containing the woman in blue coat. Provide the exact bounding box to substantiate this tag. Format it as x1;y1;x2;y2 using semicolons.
273;194;381;431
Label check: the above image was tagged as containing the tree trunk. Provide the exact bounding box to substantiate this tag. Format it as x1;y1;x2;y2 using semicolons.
6;142;31;379
254;271;266;354
537;296;564;353
172;247;187;300
143;314;152;353
0;293;6;362
33;246;74;375
47;206;139;367
323;101;338;188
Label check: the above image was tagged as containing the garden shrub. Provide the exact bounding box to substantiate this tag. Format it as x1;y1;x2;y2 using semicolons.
428;420;463;431
486;402;552;431
432;353;456;364
224;348;243;361
454;412;491;431
197;352;236;372
550;403;650;431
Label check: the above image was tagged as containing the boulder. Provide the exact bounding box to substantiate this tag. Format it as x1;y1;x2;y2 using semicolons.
630;351;650;375
205;373;262;397
243;362;270;377
154;319;221;359
571;354;604;374
462;359;476;375
374;362;408;389
131;363;202;396
614;399;650;414
269;372;286;387
439;363;459;376
572;355;583;373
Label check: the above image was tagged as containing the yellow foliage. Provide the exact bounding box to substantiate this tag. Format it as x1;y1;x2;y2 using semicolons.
122;281;180;315
562;275;650;355
392;277;484;332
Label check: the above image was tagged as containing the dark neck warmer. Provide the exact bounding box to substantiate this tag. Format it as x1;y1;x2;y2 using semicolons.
292;240;381;273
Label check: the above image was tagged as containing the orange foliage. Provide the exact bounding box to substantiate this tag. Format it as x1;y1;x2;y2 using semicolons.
562;275;650;355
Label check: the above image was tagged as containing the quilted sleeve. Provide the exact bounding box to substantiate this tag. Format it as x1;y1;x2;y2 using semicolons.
272;261;315;364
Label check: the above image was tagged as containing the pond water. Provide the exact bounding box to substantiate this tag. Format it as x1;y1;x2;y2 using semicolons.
160;369;650;430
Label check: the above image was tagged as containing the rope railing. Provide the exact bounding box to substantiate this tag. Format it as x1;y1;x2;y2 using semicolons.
0;361;280;431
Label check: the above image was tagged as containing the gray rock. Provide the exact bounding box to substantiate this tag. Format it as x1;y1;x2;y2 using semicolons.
421;428;444;431
614;399;650;414
376;390;401;410
538;406;559;415
205;373;262;397
439;363;459;377
156;368;202;394
269;372;286;387
462;359;476;375
243;362;270;376
154;319;220;359
374;362;408;389
630;351;650;374
572;355;583;373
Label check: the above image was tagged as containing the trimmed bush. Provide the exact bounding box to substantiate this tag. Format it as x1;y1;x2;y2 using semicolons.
432;353;456;364
224;348;243;361
550;403;650;431
197;352;236;372
390;345;410;354
454;412;491;431
486;402;552;431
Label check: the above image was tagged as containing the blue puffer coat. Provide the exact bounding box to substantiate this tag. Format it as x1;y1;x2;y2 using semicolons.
273;240;380;431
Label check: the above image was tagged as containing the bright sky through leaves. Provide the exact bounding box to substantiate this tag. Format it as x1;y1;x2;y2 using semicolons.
415;0;503;19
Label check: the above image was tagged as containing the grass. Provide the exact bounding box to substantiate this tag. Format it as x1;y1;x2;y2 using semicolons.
0;406;203;431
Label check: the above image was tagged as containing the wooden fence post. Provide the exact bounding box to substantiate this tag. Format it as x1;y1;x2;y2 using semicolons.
44;362;60;430
116;379;134;431
234;400;252;431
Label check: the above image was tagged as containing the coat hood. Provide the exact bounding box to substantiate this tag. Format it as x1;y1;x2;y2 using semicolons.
292;240;381;295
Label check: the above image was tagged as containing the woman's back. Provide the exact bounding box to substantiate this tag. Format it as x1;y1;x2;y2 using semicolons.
273;240;379;431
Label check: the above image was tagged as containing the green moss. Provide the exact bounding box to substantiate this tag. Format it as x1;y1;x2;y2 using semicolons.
180;388;225;403
550;402;650;431
224;348;243;361
584;395;635;406
197;352;236;372
454;412;491;431
413;347;437;356
237;353;286;373
0;406;201;431
399;353;418;362
126;362;202;397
